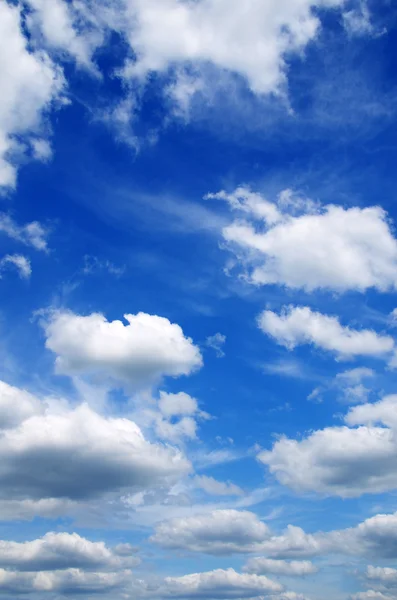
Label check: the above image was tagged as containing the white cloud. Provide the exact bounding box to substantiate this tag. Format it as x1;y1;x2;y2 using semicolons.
243;558;318;577
0;401;190;501
158;391;201;418
259;395;397;497
42;310;203;388
309;367;376;404
0;214;49;251
258;306;394;360
31;138;53;162
0;567;131;595
151;509;271;555
0;1;65;188
0;254;32;279
214;187;397;293
0;381;42;429
366;565;397;586
162;568;282;598
351;593;391;600
206;333;226;358
0;532;138;571
194;476;244;497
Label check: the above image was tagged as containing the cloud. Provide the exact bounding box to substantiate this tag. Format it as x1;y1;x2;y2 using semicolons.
0;381;42;429
0;1;65;188
309;367;376;404
214;187;397;293
194;476;244;497
151;509;271;555
0;532;138;571
162;568;282;598
42;310;203;388
243;558;318;577
0;255;32;279
351;593;391;600
259;395;397;497
0;214;49;251
258;306;394;360
0;567;131;595
0;400;190;501
366;565;397;586
206;333;226;358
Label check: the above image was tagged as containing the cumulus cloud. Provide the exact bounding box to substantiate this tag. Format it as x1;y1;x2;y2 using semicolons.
0;214;49;251
0;401;190;501
42;310;203;388
213;187;397;293
151;510;271;555
0;532;138;572
0;381;42;429
309;367;376;404
0;254;32;279
243;558;318;577
161;568;282;598
258;306;394;360
0;1;65;188
366;565;397;586
259;395;397;497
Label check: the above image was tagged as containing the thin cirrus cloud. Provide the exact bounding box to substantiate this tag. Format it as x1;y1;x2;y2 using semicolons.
42;309;203;388
0;214;49;252
212;186;397;293
0;254;32;279
258;305;394;360
259;395;397;497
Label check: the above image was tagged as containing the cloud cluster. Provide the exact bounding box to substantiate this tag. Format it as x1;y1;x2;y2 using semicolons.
214;187;397;293
258;306;394;360
259;394;397;497
243;558;318;577
42;310;202;388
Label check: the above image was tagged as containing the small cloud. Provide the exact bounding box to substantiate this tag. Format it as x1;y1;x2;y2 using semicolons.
0;254;31;279
206;333;226;358
83;255;125;277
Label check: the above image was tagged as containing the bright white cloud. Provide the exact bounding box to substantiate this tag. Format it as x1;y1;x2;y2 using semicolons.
243;558;318;577
0;401;190;501
0;532;138;571
366;565;397;586
0;381;42;429
42;310;203;388
0;254;32;279
215;187;397;293
0;214;48;251
162;568;282;598
151;509;271;555
258;306;394;360
309;367;376;404
0;1;65;188
259;395;397;497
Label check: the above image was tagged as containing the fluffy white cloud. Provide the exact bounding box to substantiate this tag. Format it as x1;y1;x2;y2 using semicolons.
194;475;243;497
258;306;394;360
0;532;138;571
0;214;49;251
214;187;397;293
243;558;318;577
0;567;131;595
0;401;190;501
151;510;271;555
0;381;42;429
0;1;65;188
366;565;397;586
309;367;376;404
0;254;32;279
162;568;282;598
42;310;202;388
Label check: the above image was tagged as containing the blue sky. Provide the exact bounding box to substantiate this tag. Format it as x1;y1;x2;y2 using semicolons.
1;1;397;599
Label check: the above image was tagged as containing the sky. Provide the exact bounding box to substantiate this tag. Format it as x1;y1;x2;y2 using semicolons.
1;0;397;599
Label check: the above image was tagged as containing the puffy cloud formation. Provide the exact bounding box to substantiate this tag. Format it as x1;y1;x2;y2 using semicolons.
0;399;190;501
0;214;49;251
0;254;32;279
258;306;394;360
151;509;271;555
0;567;131;595
0;381;42;429
0;1;64;188
214;187;397;293
366;565;397;586
43;310;203;387
162;568;282;598
309;367;376;404
0;532;138;571
243;558;318;577
259;395;397;497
